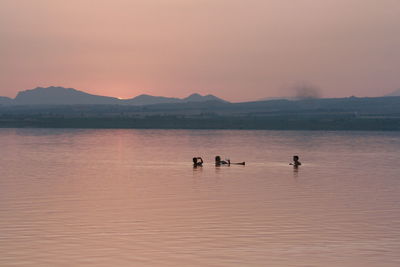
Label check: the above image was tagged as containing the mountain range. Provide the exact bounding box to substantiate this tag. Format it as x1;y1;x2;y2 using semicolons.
385;88;400;97
1;86;400;106
0;86;227;106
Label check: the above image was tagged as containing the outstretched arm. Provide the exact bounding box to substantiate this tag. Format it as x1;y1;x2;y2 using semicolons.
198;157;203;164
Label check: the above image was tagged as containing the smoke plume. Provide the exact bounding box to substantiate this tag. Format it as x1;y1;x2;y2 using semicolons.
292;83;322;100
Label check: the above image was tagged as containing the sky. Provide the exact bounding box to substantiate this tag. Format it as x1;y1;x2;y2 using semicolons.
1;0;400;102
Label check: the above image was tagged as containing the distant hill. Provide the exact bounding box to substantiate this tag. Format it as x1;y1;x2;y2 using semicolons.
184;93;227;103
258;96;292;101
5;86;227;105
122;94;182;105
0;96;13;105
15;86;120;105
385;89;400;97
123;93;226;105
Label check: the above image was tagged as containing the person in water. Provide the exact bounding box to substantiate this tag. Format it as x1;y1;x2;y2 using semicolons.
215;156;230;166
290;155;301;167
193;157;204;167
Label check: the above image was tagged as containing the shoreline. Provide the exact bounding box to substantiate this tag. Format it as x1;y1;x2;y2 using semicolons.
1;116;399;131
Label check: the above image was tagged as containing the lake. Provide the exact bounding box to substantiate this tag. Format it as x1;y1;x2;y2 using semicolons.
0;129;399;266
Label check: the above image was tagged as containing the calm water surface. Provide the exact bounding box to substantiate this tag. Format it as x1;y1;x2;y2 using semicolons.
0;129;399;266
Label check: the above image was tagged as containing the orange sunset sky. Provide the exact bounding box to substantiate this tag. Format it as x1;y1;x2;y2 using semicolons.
1;0;400;102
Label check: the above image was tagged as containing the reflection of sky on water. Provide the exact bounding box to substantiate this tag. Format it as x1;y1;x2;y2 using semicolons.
0;129;399;266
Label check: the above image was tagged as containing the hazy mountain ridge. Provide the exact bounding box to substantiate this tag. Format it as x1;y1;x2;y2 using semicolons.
122;94;182;105
3;86;399;106
4;86;227;106
385;88;400;97
184;93;225;102
15;87;120;105
0;96;13;105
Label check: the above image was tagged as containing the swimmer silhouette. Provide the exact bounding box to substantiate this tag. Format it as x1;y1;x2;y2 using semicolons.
290;155;302;167
215;156;230;166
193;157;203;167
215;156;245;166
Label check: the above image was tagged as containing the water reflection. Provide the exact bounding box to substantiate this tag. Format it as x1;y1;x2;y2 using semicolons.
0;129;399;267
292;165;299;179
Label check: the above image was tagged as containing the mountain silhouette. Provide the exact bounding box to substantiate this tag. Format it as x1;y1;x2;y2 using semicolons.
123;94;182;105
6;86;227;105
15;86;120;105
0;96;13;105
184;93;227;103
385;88;400;97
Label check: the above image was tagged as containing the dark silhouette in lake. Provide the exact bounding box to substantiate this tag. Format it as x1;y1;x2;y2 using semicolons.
193;157;203;167
290;155;302;167
215;156;230;166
